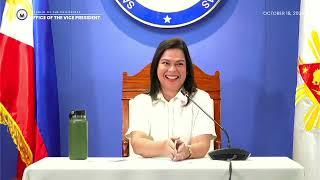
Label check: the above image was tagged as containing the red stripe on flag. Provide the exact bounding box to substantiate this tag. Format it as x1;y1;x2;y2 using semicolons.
0;33;48;179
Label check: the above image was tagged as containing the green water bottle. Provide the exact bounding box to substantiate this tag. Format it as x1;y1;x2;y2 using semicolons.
69;110;88;160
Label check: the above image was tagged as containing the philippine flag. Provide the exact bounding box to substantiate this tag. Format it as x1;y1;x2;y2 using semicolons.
0;0;60;179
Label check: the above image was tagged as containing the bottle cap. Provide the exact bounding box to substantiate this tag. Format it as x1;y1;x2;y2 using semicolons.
69;110;86;119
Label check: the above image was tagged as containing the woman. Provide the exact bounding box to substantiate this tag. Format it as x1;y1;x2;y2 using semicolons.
126;38;215;161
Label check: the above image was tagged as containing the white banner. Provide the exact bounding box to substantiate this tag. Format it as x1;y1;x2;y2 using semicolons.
293;1;320;180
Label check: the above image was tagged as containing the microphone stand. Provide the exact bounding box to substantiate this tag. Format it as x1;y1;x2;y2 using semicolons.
181;90;250;161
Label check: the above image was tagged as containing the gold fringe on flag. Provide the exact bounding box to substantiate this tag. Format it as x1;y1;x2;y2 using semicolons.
0;102;33;166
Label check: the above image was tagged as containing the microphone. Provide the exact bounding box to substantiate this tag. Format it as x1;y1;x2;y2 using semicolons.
181;90;250;161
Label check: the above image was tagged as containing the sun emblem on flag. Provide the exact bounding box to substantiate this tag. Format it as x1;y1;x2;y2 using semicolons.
296;31;320;131
6;0;32;21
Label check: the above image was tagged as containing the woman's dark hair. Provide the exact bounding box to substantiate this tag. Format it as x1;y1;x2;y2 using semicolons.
149;38;197;102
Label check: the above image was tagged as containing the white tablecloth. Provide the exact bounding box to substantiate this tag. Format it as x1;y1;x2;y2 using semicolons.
22;157;304;180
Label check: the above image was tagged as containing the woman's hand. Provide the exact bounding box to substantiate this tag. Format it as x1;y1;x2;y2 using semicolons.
173;139;191;161
160;138;178;160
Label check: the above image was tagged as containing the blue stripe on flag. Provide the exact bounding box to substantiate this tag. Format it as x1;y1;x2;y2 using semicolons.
33;0;60;156
0;0;5;24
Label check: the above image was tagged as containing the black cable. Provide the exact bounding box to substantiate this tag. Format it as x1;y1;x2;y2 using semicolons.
228;155;237;180
229;161;232;180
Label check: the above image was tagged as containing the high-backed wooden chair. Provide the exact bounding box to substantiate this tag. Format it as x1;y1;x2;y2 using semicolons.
122;64;221;157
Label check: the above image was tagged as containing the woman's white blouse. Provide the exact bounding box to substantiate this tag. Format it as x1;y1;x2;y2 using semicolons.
126;89;216;145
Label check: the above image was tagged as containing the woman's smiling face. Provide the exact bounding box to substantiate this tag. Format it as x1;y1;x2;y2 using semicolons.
157;48;187;95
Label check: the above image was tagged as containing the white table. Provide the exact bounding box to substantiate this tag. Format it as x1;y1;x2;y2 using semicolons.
22;157;304;180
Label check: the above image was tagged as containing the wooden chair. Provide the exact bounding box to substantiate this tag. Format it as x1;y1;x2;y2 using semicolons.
122;64;221;157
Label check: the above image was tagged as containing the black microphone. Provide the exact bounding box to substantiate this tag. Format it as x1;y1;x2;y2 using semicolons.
181;90;250;161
